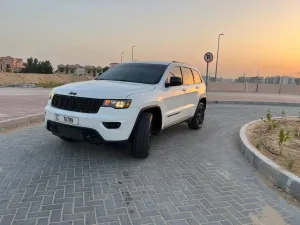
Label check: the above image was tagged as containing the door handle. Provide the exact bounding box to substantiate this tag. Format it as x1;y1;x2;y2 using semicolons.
196;86;199;89
182;88;187;92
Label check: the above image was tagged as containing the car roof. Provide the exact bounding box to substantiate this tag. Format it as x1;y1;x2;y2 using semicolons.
122;60;196;67
122;61;171;65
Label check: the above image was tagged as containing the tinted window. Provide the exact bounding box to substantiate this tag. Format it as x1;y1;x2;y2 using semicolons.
192;69;202;83
182;67;194;85
97;63;168;84
166;66;182;84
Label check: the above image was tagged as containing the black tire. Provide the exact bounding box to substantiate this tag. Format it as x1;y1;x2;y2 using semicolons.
188;102;205;130
132;112;153;159
59;136;74;142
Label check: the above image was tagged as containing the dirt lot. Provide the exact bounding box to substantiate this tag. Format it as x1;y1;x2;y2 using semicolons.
0;72;93;85
247;117;300;177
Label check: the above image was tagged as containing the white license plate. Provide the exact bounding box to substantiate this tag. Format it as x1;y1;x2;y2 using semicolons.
54;114;79;125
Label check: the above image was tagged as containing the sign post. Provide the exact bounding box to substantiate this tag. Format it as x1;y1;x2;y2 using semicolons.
204;52;213;91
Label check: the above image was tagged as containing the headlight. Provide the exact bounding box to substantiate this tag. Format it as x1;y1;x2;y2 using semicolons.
102;99;131;109
49;93;54;99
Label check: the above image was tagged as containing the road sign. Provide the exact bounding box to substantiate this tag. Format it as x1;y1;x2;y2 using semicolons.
204;52;214;91
204;52;213;63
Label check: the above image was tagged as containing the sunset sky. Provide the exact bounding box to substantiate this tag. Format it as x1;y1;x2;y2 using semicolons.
1;0;299;78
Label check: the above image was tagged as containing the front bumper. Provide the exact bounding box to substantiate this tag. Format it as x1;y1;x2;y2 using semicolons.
45;104;139;141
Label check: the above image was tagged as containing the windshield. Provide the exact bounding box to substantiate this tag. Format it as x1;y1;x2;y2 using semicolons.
96;63;168;84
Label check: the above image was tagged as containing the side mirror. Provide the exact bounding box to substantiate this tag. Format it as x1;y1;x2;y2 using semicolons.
168;76;182;87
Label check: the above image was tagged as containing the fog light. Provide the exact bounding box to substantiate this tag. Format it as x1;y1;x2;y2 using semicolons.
102;122;121;129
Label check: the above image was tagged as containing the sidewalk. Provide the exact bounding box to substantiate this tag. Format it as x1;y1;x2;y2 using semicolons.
1;88;300;121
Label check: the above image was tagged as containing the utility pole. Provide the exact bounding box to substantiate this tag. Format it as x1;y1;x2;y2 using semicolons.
214;33;224;81
121;52;124;63
132;46;135;61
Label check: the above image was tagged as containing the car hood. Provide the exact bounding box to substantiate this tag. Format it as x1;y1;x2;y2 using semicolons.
53;80;155;99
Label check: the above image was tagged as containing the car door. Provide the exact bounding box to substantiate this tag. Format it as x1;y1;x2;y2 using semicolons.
181;67;198;117
162;66;188;127
191;68;206;100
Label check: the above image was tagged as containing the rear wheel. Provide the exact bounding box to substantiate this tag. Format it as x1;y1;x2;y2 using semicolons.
188;102;205;130
132;112;153;159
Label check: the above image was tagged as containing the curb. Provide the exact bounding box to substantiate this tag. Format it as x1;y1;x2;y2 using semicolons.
0;113;44;132
208;100;300;107
238;119;300;201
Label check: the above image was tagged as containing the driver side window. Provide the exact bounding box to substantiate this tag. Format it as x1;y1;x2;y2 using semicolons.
165;66;182;85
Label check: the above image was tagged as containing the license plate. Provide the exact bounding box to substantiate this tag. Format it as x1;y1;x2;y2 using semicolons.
54;114;79;125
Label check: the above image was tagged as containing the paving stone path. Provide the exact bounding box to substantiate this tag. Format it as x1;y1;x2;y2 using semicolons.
0;105;299;225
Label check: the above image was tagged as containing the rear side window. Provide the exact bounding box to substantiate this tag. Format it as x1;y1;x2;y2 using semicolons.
166;66;182;84
192;69;202;83
182;67;194;85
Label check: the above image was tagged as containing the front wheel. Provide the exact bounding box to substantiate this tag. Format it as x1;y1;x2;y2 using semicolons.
188;102;205;130
132;112;153;159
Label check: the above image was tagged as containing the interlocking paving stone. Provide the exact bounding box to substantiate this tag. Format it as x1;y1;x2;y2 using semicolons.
0;105;300;224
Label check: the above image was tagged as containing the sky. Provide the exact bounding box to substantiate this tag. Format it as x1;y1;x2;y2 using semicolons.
1;0;300;78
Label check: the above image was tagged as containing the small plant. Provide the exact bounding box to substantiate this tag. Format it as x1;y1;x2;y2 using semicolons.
287;159;295;171
256;143;261;150
278;129;290;156
281;110;286;119
262;110;276;131
294;129;300;139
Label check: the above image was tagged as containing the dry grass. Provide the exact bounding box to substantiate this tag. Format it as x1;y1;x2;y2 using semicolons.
246;117;300;177
0;72;94;85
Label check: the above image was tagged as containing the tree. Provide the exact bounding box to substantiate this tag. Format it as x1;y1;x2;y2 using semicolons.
103;66;109;73
21;57;53;74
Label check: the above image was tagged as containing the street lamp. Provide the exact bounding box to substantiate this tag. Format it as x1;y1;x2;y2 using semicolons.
132;46;136;61
257;65;260;77
121;52;124;63
214;33;224;81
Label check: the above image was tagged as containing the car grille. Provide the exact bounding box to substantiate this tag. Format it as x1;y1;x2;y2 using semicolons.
51;94;103;113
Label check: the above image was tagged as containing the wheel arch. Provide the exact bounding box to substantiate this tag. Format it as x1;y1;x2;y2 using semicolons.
200;97;207;110
129;105;163;140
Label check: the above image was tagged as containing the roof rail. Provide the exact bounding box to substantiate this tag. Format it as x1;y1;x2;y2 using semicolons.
172;61;186;64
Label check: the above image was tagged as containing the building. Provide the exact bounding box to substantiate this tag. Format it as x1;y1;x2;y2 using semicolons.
265;76;280;84
57;64;102;76
265;76;296;85
235;76;265;83
75;64;85;76
0;56;23;72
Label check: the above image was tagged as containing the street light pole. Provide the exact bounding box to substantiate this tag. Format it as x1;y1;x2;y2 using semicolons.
132;46;135;61
257;65;260;77
121;52;124;63
214;33;224;81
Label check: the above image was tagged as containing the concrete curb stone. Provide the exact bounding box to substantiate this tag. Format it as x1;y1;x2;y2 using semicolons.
238;118;300;201
208;100;300;107
0;113;44;132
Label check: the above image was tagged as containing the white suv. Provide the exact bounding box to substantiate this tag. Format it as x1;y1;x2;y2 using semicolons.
45;61;206;158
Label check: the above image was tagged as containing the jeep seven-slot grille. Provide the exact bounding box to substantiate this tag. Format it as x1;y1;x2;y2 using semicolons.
51;94;103;113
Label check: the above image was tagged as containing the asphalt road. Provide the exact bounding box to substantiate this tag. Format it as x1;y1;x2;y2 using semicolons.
0;105;299;225
1;87;300;121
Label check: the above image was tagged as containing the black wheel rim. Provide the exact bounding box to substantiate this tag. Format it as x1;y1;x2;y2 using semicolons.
196;105;204;127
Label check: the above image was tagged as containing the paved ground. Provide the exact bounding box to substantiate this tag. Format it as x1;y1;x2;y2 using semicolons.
0;105;299;225
1;88;300;121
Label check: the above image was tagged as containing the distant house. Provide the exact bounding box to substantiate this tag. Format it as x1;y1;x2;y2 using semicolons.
57;64;102;76
75;64;85;76
0;56;23;72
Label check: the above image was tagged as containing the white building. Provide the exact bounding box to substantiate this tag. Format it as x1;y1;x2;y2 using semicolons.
280;76;296;85
265;76;295;85
75;65;85;76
